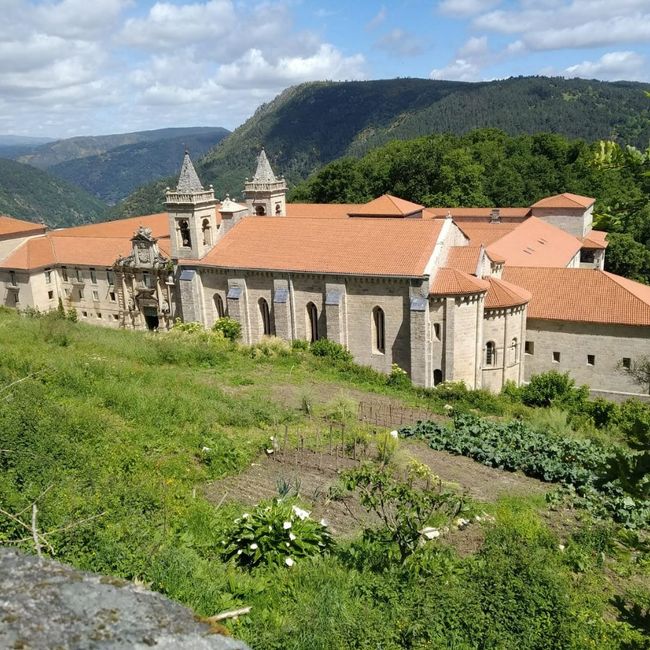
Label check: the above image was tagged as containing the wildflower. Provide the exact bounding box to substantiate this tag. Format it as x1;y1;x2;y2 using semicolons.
242;513;250;519
285;557;295;567
390;430;398;439
292;505;310;520
268;525;272;532
237;549;243;555
201;446;211;452
283;521;292;529
249;543;258;550
289;532;296;541
559;544;566;552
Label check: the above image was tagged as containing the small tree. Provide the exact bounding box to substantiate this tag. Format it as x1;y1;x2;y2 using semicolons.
618;356;650;395
212;317;241;342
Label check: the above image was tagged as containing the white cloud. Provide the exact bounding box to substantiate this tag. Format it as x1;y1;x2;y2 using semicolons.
430;59;481;81
375;29;426;57
438;0;501;18
366;7;387;31
553;51;649;81
458;35;489;58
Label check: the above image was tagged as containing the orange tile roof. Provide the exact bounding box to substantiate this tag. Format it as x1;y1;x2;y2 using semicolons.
531;193;595;209
286;203;363;219
0;215;47;238
455;222;520;246
582;229;608;249
445;245;483;275
348;194;424;217
484;277;531;309
430;268;489;296
503;267;650;326
50;213;171;240
191;217;444;277
428;207;530;220
486;217;582;267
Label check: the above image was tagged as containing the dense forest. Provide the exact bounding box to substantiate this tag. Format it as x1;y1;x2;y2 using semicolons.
0;158;111;227
291;129;650;284
117;76;650;217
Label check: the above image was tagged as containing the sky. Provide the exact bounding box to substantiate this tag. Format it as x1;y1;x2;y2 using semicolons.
1;0;649;138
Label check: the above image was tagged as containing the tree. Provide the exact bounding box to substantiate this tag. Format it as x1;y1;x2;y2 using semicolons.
618;356;650;395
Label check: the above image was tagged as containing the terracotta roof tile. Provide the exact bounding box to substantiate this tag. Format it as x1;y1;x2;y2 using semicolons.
455;222;519;246
430;268;489;296
50;213;170;239
486;217;582;267
428;207;530;220
192;217;443;277
531;193;595;209
581;229;608;249
348;194;424;217
484;277;531;309
286;204;363;219
0;215;47;238
503;267;650;326
445;245;483;275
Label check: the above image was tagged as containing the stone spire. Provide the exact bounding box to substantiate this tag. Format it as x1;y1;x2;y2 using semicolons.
252;148;278;184
176;151;204;192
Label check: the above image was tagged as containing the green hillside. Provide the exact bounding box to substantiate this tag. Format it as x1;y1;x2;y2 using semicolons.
117;76;650;217
0;158;111;227
0;311;648;648
48;129;230;205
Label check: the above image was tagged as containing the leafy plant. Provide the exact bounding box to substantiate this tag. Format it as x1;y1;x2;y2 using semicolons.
212;316;241;342
221;499;332;569
309;339;353;363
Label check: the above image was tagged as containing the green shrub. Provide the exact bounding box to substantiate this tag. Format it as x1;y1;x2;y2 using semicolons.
310;339;353;363
586;398;620;430
221;499;332;569
386;363;410;388
520;371;589;410
291;339;309;351
173;319;204;333
248;336;292;359
618;399;650;450
212;316;241;342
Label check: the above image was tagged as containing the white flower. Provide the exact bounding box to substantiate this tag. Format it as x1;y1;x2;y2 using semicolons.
283;521;292;529
421;527;440;540
285;542;290;547
319;518;328;527
242;513;250;519
270;436;275;441
454;518;470;530
237;549;243;555
268;525;272;532
249;543;258;550
390;430;398;439
266;448;274;454
289;532;296;541
292;505;310;520
559;544;566;552
444;404;453;411
201;446;211;452
285;557;295;567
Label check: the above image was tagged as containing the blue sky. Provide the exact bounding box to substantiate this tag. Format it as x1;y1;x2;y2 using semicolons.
1;0;649;137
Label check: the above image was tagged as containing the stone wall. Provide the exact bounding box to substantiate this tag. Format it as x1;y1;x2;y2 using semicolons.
523;318;650;395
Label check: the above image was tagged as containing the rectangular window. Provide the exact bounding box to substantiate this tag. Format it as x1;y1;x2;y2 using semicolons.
47;290;54;300
9;271;16;286
75;268;81;282
44;269;52;284
587;354;595;366
92;290;99;301
622;357;631;369
97;312;102;319
106;270;114;286
90;268;97;284
433;323;441;341
553;351;561;363
82;311;88;318
64;287;71;297
61;267;68;282
113;314;119;321
109;291;116;302
143;273;154;288
14;290;19;304
525;341;534;355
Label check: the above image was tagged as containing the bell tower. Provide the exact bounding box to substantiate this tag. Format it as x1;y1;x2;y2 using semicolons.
244;148;287;216
166;151;218;259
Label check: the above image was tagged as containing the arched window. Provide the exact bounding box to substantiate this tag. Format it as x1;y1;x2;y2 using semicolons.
255;205;266;216
214;293;225;319
433;369;443;386
259;298;271;336
485;341;496;366
433;323;441;341
179;219;191;247
510;337;518;364
373;306;385;354
306;302;319;343
202;218;212;246
275;203;282;215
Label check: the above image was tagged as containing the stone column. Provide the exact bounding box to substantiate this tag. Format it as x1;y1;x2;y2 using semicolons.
409;287;432;388
443;297;455;382
227;278;250;343
273;278;292;341
324;281;347;346
178;268;205;325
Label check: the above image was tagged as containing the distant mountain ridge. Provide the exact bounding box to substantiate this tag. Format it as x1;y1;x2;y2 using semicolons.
48;129;229;204
115;76;650;217
0;158;111;227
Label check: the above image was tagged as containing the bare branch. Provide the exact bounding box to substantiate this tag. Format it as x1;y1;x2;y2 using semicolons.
32;504;42;560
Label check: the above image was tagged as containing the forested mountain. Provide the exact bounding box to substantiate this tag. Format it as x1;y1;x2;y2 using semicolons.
48;129;229;204
117;76;650;217
0;158;111;227
15;126;227;169
292;129;650;283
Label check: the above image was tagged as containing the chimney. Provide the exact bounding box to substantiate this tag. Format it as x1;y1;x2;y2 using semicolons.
490;208;501;224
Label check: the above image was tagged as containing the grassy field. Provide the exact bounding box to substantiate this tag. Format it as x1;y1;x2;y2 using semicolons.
0;310;647;649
